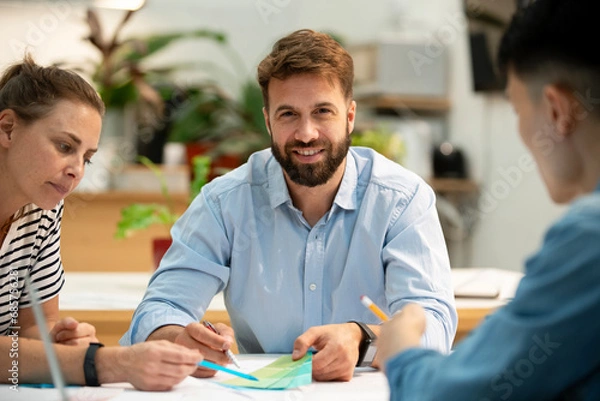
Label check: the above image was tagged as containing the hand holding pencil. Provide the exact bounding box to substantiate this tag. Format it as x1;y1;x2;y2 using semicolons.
372;301;427;368
360;295;389;321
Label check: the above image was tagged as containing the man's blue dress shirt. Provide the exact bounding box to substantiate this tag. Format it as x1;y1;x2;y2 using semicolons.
121;148;457;354
385;181;600;401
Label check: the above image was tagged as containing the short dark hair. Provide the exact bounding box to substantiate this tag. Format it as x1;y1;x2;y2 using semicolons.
257;29;353;111
0;54;105;123
498;0;600;111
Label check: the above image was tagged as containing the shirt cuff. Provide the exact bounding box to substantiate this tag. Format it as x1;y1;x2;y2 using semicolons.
420;311;453;353
120;309;196;345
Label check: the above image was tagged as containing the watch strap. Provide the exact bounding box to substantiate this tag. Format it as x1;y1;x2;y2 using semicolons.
348;321;376;367
84;342;105;386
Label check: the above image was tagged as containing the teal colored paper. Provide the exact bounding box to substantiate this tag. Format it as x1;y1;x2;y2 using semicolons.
220;353;312;390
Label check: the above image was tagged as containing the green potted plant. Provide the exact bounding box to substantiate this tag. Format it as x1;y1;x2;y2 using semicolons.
66;6;228;164
167;79;270;180
84;6;226;113
114;155;211;269
352;125;406;165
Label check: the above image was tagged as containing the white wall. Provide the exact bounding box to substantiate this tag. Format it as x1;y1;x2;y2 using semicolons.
0;0;566;271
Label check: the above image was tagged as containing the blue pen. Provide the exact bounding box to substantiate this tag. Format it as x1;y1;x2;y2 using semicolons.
198;360;259;381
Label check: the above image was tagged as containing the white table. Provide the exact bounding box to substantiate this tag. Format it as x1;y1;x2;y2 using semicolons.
0;354;389;401
57;268;524;346
59;268;522;311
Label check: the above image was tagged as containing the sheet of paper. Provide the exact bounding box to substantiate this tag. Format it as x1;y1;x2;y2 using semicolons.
0;385;123;401
220;353;312;390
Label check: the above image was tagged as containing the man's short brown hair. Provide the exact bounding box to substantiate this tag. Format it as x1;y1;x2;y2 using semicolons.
257;29;354;111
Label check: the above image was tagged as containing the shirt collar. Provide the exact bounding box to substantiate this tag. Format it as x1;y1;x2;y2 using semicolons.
266;150;359;211
267;155;291;208
333;151;358;211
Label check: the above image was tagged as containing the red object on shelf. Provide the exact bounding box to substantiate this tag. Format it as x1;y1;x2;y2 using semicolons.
185;142;242;182
152;237;172;270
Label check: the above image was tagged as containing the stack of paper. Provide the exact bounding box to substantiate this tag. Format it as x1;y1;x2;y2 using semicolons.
220;354;312;390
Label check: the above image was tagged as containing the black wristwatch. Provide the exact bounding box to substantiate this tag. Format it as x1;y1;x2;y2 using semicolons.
84;342;105;386
348;321;377;367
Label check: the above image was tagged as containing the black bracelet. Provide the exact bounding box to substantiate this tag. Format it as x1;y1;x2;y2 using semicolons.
83;342;105;386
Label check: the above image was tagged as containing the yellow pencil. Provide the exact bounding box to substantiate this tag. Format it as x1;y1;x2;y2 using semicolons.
360;295;389;322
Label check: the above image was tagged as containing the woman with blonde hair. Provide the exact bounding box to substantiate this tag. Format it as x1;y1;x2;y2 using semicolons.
0;55;202;390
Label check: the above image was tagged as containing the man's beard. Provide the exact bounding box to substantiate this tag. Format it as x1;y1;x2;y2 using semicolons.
271;124;351;187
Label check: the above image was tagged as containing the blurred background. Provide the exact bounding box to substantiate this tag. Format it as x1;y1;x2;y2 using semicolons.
0;0;565;273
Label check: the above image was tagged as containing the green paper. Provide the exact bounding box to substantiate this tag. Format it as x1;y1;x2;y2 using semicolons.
220;353;312;390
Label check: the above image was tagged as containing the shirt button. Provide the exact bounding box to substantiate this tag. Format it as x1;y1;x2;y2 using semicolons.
309;283;317;291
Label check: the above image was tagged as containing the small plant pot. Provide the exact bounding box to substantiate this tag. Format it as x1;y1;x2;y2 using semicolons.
152;237;173;270
185;142;242;181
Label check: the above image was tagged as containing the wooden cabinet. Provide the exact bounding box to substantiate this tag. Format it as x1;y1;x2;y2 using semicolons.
59;309;233;349
61;191;189;272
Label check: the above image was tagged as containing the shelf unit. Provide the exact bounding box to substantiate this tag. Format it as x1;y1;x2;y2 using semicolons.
355;94;451;113
428;178;479;194
61;191;190;273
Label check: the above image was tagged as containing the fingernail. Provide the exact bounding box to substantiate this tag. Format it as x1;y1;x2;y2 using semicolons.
292;349;300;358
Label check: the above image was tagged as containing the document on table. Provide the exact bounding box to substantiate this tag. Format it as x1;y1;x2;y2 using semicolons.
220;353;312;390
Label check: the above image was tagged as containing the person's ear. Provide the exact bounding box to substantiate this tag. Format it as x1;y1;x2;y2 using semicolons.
347;100;357;134
0;109;16;149
262;106;272;136
543;85;579;138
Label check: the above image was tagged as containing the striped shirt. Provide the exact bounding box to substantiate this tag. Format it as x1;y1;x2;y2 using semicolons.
0;202;65;335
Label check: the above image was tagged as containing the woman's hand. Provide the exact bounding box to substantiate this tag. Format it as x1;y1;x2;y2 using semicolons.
50;317;98;345
98;341;203;391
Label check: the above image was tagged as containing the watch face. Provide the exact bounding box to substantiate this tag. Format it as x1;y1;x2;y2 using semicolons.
362;343;378;366
349;321;378;367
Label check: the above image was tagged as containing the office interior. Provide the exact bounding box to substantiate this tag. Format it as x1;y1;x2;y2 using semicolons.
0;0;562;344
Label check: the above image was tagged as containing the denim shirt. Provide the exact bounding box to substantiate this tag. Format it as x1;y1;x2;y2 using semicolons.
385;181;600;401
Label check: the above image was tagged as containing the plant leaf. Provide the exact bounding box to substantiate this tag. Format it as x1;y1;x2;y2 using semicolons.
123;30;227;63
114;203;177;239
190;155;211;200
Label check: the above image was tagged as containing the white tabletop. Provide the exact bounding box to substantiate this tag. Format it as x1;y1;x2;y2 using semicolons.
59;267;523;312
452;267;522;309
0;355;389;401
59;272;226;311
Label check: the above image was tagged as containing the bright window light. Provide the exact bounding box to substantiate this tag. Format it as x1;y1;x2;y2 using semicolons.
93;0;146;10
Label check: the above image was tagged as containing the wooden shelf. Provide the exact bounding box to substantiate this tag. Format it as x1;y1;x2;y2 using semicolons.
59;306;488;348
67;190;189;203
428;178;479;194
59;309;232;347
62;191;190;273
356;94;451;112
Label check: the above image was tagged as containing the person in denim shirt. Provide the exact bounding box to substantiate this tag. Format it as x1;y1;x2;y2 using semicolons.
379;0;600;399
